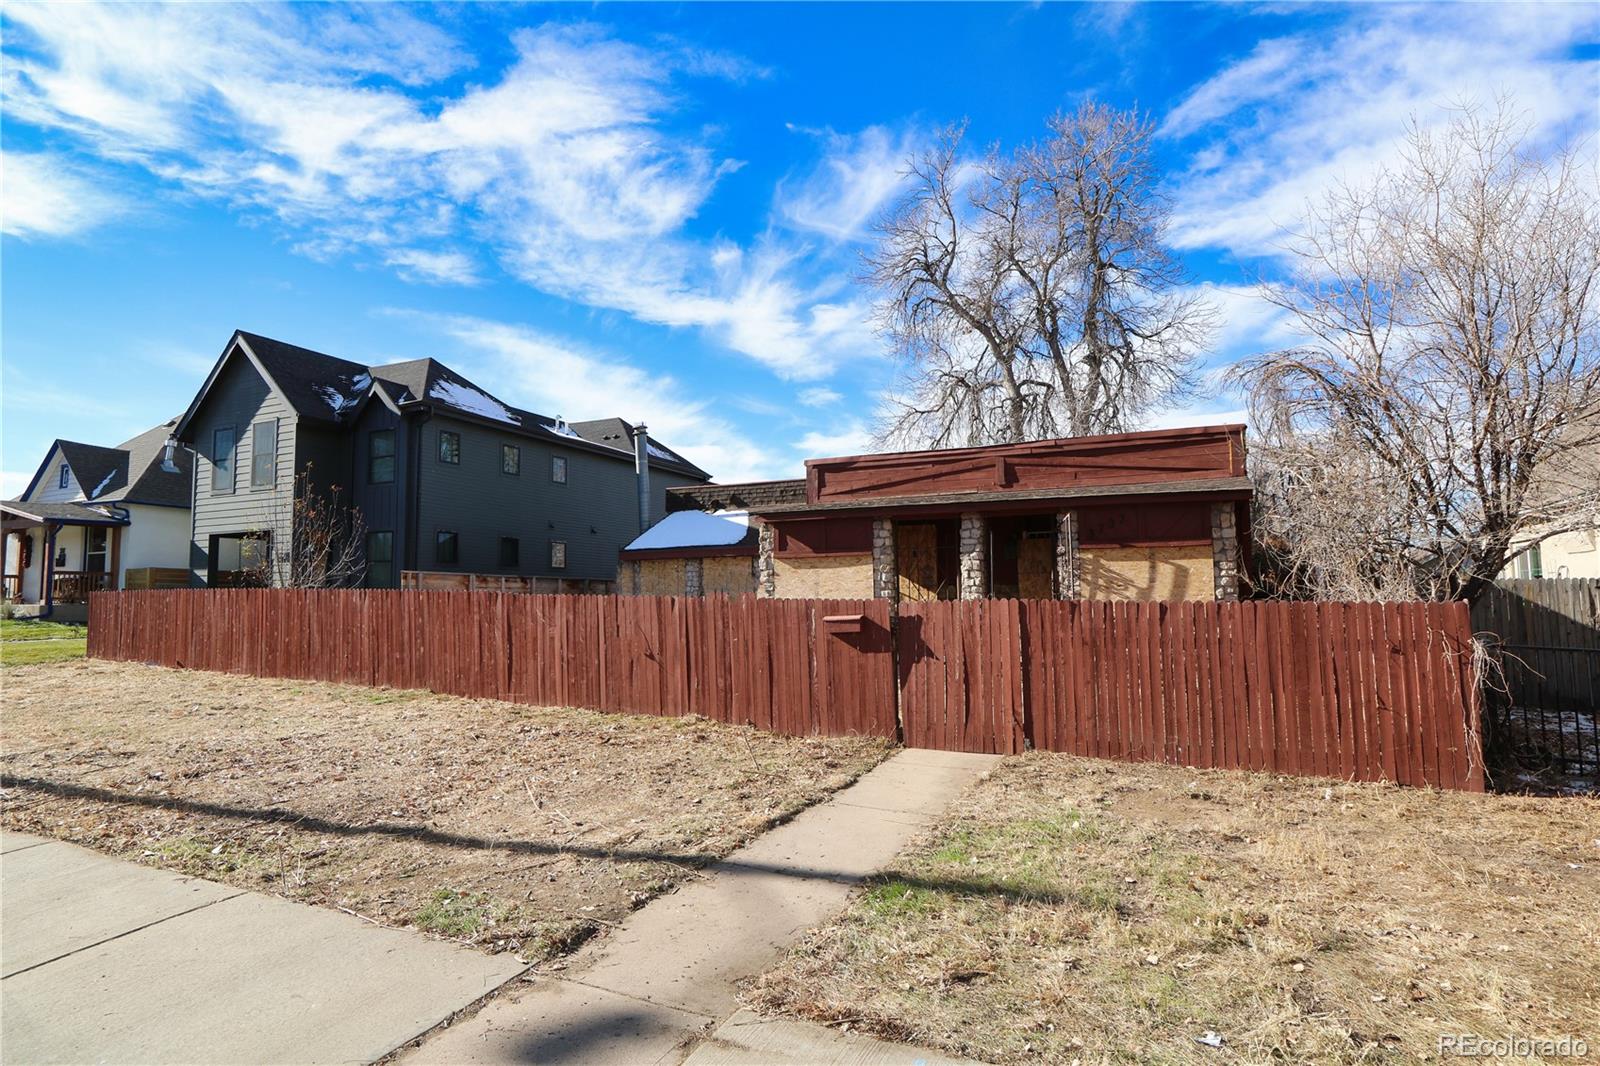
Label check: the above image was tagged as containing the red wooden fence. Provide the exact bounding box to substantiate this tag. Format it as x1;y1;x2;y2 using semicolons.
87;590;897;740
88;591;1483;790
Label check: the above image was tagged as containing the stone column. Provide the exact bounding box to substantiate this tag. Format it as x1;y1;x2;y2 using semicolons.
870;518;898;602
684;557;704;598
755;523;777;598
1211;501;1241;601
1055;510;1080;599
958;512;988;599
628;560;642;595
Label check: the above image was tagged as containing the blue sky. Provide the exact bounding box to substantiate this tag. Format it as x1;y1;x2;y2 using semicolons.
3;2;1596;492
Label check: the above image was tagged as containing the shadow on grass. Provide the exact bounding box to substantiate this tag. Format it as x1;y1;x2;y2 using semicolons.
0;773;1064;905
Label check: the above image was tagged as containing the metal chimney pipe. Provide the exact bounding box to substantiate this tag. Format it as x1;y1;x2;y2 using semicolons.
632;423;651;534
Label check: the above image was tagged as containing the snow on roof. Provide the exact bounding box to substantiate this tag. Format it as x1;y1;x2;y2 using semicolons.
430;378;520;424
90;469;117;499
314;371;371;415
624;510;751;552
544;419;582;439
645;440;683;463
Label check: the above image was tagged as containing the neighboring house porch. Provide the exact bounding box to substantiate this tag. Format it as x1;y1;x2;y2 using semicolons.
2;502;126;620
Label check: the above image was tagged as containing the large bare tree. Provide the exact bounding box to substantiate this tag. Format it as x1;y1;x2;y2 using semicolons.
870;104;1210;448
244;466;369;589
1237;104;1600;603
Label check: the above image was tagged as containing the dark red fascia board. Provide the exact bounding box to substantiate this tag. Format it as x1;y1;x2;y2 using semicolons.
619;544;759;561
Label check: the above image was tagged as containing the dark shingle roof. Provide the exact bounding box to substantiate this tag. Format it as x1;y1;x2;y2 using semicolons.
55;441;128;501
237;332;372;423
0;499;130;525
108;418;191;508
201;332;710;479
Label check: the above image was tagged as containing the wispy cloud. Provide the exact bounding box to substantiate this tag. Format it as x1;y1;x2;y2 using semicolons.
795;420;874;458
798;386;843;407
1;150;125;239
1162;5;1600;258
3;8;884;381
385;309;807;482
778;124;918;242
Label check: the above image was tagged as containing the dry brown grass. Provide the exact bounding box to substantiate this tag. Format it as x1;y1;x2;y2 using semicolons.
1;659;889;960
750;753;1600;1064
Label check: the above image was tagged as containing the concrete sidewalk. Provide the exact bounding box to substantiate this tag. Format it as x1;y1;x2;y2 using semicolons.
0;831;524;1065
401;747;995;1065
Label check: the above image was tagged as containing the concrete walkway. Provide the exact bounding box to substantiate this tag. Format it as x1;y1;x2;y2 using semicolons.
401;747;996;1065
0;831;523;1065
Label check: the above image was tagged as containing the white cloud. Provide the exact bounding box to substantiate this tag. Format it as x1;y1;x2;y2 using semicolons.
0;470;35;498
387;309;800;482
1141;406;1251;432
795;421;874;459
3;8;884;381
798;387;842;407
384;248;480;286
778;124;917;241
1162;5;1600;258
1;150;124;238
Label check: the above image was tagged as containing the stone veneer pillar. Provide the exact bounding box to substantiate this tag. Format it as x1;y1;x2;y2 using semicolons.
958;512;988;599
1055;510;1080;599
684;557;704;598
756;523;777;598
1211;501;1241;601
870;518;898;602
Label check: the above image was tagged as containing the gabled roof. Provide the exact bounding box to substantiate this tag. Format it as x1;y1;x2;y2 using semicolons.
175;331;711;480
16;418;190;509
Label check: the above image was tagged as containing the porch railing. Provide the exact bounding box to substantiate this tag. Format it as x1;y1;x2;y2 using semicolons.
2;573;19;601
51;570;114;604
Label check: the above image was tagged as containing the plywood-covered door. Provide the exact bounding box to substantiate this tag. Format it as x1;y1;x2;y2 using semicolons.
896;522;942;602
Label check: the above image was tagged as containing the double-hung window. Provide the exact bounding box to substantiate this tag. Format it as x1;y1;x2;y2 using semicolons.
550;540;567;569
367;531;394;587
438;430;460;464
502;444;520;475
212;427;236;494
369;430;395;484
436;530;458;565
551;455;567;484
250;421;277;489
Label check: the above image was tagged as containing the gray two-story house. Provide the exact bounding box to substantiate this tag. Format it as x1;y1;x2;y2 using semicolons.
173;331;710;589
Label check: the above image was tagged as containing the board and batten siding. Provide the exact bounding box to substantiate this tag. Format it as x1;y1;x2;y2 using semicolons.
186;355;299;584
349;401;409;582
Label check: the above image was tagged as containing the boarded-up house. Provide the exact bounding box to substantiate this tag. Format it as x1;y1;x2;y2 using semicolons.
620;425;1250;602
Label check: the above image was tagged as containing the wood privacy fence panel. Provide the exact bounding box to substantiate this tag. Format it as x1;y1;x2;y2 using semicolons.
89;591;1482;790
88;590;897;740
1471;578;1600;714
898;598;1483;790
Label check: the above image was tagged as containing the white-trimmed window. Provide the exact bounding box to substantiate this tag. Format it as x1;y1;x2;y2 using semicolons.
550;540;567;569
551;455;567;483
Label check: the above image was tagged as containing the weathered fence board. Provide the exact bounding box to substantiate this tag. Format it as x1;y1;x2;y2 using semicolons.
90;590;1483;789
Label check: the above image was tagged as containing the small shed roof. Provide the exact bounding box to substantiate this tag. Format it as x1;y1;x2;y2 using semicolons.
621;510;757;558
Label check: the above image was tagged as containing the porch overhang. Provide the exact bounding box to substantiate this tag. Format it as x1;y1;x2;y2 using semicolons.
1;500;130;527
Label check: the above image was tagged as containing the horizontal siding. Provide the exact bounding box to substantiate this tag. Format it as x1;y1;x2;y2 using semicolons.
414;415;698;582
186;356;297;583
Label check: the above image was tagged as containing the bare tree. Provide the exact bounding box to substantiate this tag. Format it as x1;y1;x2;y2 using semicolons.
1237;103;1600;603
245;466;368;588
868;128;1042;447
870;105;1210;447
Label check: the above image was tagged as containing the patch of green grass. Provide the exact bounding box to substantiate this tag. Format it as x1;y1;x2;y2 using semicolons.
414;888;508;939
1;618;87;641
1;637;86;665
862;878;940;918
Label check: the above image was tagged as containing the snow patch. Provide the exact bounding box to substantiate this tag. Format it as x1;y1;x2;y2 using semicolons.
625;510;751;552
316;372;371;415
645;440;682;463
544;420;582;439
90;469;116;498
431;378;519;424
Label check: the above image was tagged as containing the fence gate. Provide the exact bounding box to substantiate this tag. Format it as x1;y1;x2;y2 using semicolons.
896;599;1027;754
